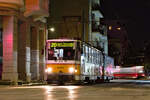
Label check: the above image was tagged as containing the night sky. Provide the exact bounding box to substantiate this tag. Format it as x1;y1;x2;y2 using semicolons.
102;0;150;47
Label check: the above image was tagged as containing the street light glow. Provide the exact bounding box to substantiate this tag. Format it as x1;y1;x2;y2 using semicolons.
49;27;55;32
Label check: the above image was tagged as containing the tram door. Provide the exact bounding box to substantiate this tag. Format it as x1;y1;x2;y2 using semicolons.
0;17;3;79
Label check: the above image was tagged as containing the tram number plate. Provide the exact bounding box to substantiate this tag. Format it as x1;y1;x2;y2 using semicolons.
57;67;64;69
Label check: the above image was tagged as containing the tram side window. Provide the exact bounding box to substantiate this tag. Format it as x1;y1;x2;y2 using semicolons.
83;45;86;61
89;48;92;63
89;47;92;63
85;46;88;63
96;52;98;64
98;52;100;64
97;51;99;64
94;50;96;64
88;47;90;63
91;49;93;63
93;50;95;63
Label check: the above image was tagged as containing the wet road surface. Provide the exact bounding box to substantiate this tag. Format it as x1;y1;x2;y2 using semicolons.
0;80;150;100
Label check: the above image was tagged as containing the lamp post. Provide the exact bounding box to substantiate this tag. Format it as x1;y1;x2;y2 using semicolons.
47;27;55;39
82;9;85;42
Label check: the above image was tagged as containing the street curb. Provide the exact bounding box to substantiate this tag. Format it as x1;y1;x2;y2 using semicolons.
0;81;12;85
0;81;48;86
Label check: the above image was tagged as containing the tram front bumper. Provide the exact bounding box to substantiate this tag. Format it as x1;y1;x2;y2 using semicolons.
46;73;75;82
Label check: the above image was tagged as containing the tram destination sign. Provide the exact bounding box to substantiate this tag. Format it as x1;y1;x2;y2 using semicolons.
50;42;74;47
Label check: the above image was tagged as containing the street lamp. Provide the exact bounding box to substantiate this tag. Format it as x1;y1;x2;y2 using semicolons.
49;27;55;32
47;27;55;39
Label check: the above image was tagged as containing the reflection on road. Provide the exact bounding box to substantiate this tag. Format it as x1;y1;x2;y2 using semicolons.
111;79;150;83
5;80;150;100
44;86;80;100
9;85;80;100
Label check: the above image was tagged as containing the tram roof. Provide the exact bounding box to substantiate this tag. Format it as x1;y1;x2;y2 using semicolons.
47;39;79;42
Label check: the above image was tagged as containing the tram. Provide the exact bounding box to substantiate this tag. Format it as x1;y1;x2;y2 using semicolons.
45;39;114;84
113;66;145;79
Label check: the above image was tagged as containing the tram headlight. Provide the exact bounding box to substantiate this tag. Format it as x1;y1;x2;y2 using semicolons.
75;69;77;73
69;67;74;73
45;68;52;73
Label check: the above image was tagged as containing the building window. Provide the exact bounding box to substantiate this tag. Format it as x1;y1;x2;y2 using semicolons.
117;27;121;30
108;26;112;30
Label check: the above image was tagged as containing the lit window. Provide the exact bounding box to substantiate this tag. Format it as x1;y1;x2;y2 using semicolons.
109;26;112;30
117;27;121;30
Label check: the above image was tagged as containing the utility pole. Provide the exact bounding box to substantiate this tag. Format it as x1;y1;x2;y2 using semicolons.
82;9;85;42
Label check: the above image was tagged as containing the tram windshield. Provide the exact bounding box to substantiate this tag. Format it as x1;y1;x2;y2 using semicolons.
47;42;76;60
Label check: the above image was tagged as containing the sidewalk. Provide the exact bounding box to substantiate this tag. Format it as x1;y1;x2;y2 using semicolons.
0;80;47;86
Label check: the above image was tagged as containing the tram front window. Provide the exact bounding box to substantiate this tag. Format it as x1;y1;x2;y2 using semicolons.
48;47;75;60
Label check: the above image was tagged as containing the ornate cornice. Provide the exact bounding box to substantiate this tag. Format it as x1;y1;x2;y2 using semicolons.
0;0;23;10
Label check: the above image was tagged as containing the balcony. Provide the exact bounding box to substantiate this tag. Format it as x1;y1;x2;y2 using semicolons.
92;0;100;7
92;22;99;32
92;22;107;36
92;12;105;34
92;25;107;35
92;11;103;19
24;0;49;21
92;4;100;11
0;0;23;10
92;32;108;51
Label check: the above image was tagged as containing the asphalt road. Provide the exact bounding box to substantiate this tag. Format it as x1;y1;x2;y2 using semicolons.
0;79;150;100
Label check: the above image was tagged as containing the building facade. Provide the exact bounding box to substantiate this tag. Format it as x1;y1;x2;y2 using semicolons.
48;0;108;54
0;0;49;84
105;20;129;65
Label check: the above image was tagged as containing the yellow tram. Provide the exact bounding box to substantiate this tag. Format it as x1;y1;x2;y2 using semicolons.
45;39;114;84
